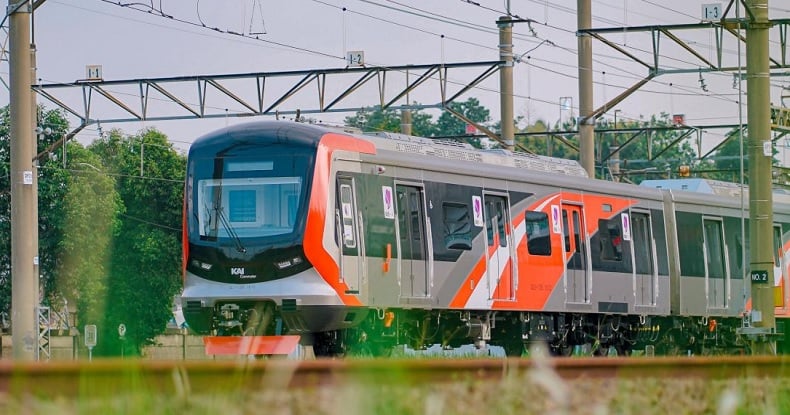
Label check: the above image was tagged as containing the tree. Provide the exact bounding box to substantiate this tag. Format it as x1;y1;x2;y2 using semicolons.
593;113;698;183
703;129;781;184
514;118;561;156
0;106;71;326
56;145;122;330
89;128;185;356
344;104;437;137
434;97;492;148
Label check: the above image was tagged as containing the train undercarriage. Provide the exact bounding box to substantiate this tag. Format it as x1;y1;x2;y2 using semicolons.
199;301;751;357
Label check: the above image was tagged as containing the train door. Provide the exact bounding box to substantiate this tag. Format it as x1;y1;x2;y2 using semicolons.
703;217;728;309
562;204;589;303
336;177;362;293
631;211;657;307
395;184;430;298
484;194;515;300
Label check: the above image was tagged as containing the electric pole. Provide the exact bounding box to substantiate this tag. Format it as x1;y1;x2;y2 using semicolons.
746;0;776;354
9;0;38;361
498;16;515;151
577;0;594;177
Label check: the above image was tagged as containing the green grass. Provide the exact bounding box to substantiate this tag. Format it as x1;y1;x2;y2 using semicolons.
2;375;788;415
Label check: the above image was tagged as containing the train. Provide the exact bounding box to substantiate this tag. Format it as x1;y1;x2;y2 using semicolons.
181;120;790;356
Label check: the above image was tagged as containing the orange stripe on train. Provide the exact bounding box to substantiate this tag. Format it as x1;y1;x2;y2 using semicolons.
303;132;376;307
488;192;634;310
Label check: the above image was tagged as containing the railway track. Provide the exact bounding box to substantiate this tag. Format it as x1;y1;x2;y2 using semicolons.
1;355;788;397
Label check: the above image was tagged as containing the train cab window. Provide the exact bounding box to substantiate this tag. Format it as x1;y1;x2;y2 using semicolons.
599;217;623;261
228;190;257;222
198;176;302;238
443;202;472;250
525;211;551;256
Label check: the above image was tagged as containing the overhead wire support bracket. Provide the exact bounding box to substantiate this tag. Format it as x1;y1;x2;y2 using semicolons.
34;60;501;124
32;60;502;155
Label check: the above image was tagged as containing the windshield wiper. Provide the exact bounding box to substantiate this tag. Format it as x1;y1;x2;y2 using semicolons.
215;206;247;254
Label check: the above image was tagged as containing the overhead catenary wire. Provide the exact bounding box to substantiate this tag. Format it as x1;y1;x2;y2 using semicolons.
24;0;769;148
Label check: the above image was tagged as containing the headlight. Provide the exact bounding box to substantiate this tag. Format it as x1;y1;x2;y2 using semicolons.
190;259;213;270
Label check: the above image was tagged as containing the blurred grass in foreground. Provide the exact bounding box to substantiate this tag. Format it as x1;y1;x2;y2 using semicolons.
1;354;789;415
1;375;788;415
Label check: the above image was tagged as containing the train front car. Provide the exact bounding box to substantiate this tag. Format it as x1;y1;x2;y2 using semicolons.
181;121;367;339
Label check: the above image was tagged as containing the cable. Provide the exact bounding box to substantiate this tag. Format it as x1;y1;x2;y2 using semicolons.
97;0;344;61
310;0;493;52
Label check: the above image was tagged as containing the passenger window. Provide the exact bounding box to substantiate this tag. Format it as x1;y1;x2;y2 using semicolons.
339;183;356;248
443;202;472;250
525;211;551;256
774;225;783;267
599;217;623;261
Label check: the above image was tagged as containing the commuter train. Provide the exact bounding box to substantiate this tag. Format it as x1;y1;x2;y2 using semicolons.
181;120;790;356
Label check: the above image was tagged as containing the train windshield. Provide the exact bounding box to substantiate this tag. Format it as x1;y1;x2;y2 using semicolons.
191;154;311;242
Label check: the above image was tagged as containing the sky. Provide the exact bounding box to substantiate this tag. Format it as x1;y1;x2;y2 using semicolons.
3;0;790;161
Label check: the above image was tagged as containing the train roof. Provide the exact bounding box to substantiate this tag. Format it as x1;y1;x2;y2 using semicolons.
362;130;589;178
641;178;790;205
189;120;585;178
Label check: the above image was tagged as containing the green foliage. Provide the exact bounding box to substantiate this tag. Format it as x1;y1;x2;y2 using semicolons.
0;106;71;320
434;97;492;148
594;113;698;183
88;128;185;356
343;98;494;147
703;128;779;183
56;146;122;328
344;103;438;137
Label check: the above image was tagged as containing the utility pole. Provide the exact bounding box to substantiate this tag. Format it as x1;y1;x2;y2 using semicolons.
577;0;595;177
745;0;776;354
401;68;412;136
400;110;412;135
498;16;515;151
9;0;37;361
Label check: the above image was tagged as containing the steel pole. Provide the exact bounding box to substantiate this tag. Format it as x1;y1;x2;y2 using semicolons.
9;0;37;361
746;0;775;354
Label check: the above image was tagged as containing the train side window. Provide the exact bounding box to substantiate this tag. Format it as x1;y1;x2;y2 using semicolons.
485;197;508;248
443;202;472;250
339;183;356;248
562;210;570;252
734;234;743;270
572;211;582;253
773;225;782;267
598;217;623;261
525;211;551;256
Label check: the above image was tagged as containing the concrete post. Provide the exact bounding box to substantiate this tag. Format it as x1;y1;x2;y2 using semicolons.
577;0;595;176
9;0;37;360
